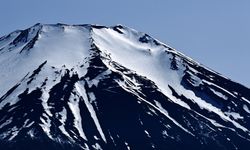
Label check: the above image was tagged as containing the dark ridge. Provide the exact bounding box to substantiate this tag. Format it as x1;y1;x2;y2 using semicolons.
47;70;83;143
0;32;13;42
91;24;107;29
182;66;250;127
72;81;108;147
47;69;79;111
181;73;224;109
0;87;43;140
167;84;235;131
20;72;30;82
11;29;29;46
139;34;151;43
20;30;40;53
114;25;124;29
84;43;108;80
0;35;7;41
41;78;48;87
110;61;135;76
112;26;124;34
184;58;250;100
139;34;161;46
167;47;174;51
0;88;43;127
72;24;90;27
170;54;178;70
153;39;161;46
27;61;47;84
33;23;42;26
0;83;20;102
56;23;69;26
17;88;29;99
84;55;107;80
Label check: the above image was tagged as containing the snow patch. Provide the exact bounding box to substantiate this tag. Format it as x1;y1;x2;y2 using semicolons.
39;114;53;139
243;105;250;114
68;92;87;140
210;88;228;100
225;112;244;120
75;81;107;143
58;107;72;140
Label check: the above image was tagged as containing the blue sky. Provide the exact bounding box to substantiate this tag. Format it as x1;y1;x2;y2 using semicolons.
1;0;250;87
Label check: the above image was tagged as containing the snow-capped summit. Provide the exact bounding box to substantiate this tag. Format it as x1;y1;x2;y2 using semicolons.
0;23;250;150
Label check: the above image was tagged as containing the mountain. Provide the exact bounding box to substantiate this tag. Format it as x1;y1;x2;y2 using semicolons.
0;23;250;150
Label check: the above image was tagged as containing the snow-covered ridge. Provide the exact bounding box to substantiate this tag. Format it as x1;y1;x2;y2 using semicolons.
0;23;175;96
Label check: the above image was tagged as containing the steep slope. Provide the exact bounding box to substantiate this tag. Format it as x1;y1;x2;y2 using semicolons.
0;23;250;150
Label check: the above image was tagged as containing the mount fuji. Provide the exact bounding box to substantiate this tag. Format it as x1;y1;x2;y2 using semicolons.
0;23;250;150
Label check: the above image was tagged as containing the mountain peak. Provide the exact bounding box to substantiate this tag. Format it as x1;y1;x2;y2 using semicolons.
1;23;250;150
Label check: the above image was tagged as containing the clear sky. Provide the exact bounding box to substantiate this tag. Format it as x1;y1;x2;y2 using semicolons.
1;0;250;87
